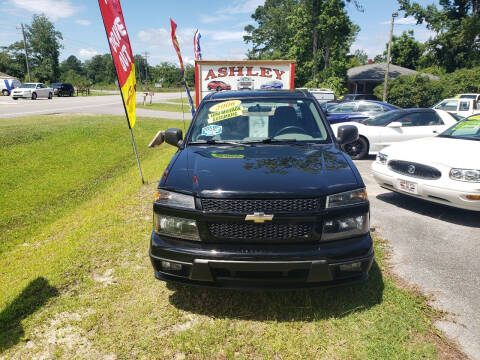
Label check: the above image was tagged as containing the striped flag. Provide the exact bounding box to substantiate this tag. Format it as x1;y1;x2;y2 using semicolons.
170;18;195;116
194;30;202;60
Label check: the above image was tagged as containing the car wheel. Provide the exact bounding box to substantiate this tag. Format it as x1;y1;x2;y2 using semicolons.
31;92;37;100
216;86;221;91
2;89;9;96
12;97;18;100
343;136;369;160
48;92;53;99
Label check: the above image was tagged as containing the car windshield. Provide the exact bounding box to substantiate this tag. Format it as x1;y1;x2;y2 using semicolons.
51;83;61;88
19;84;36;88
448;112;465;121
439;118;480;141
189;98;330;144
362;110;402;126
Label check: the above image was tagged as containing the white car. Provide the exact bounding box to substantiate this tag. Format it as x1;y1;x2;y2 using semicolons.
371;116;480;211
331;109;458;159
432;98;480;117
11;82;53;100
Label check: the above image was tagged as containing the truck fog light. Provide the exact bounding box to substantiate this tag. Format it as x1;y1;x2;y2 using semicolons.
339;262;362;272
161;261;182;271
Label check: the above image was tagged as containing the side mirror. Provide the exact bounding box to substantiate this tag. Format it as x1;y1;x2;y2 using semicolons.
165;128;183;148
337;125;359;145
387;121;402;128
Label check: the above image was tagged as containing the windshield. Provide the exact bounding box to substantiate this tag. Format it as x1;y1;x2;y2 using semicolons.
189;98;330;144
19;84;36;88
448;112;465;122
51;83;61;88
362;110;402;126
439;118;480;141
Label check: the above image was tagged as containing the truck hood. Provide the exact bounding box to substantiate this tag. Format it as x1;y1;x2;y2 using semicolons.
163;144;361;198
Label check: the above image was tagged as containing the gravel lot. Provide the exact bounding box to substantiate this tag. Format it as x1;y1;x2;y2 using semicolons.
355;157;480;360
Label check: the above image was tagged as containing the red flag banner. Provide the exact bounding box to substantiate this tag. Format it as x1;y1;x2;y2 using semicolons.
170;19;184;73
98;0;136;128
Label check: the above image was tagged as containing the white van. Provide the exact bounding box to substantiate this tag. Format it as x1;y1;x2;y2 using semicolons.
432;98;480;117
1;78;22;96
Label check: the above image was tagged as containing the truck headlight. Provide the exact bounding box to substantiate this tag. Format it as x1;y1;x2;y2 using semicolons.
154;213;200;241
322;213;369;241
154;189;195;209
326;188;368;208
376;153;388;165
450;168;480;182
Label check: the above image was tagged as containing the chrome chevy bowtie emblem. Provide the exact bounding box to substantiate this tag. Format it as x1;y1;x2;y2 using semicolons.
407;164;415;174
245;212;274;223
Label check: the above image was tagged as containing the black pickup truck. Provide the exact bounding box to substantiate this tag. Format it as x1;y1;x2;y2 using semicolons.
150;90;373;289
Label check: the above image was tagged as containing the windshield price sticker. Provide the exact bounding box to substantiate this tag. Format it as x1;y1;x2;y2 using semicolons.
202;125;223;136
208;100;243;123
456;120;480;128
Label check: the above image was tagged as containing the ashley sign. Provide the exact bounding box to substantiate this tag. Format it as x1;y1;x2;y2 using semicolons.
195;60;295;104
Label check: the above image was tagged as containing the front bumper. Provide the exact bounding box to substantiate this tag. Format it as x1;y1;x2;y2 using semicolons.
372;162;480;211
150;232;374;289
12;92;30;98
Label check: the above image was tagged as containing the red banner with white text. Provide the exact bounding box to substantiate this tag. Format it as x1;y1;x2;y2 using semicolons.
98;0;136;128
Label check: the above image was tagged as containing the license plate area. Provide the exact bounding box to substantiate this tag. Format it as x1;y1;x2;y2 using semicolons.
398;179;418;194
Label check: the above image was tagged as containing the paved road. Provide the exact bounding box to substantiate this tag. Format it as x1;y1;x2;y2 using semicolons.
0;92;191;120
355;158;480;360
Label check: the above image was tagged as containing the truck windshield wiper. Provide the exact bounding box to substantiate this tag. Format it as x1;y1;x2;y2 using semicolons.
189;139;252;146
245;138;309;146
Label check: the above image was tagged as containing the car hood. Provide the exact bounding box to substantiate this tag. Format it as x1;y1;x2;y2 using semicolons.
382;137;480;168
162;144;361;198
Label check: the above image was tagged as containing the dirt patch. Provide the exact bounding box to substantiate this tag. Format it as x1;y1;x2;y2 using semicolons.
93;268;116;286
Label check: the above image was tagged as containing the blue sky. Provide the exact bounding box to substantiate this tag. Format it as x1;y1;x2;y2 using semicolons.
0;0;437;66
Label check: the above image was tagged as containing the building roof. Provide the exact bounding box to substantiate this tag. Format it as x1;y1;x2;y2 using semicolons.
347;63;439;82
0;71;17;79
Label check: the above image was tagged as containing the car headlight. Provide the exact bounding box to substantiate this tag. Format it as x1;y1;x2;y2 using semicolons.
154;213;200;241
154;189;195;209
326;188;368;208
376;153;388;165
322;213;369;241
449;168;480;182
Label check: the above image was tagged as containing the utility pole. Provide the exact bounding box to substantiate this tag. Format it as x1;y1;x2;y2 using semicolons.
383;12;398;102
18;23;31;82
143;51;149;83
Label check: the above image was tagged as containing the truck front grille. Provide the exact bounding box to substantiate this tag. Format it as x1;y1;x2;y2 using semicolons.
201;198;321;214
207;222;312;243
388;160;441;179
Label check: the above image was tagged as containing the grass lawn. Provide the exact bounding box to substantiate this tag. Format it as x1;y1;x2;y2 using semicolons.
138;102;190;113
0;114;465;359
166;98;192;104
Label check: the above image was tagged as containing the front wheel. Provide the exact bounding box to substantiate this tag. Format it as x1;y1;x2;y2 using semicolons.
343;136;369;160
2;89;9;96
12;97;18;100
31;92;37;100
48;92;53;99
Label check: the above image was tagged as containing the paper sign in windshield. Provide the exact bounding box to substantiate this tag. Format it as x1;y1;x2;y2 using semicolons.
456;120;480;128
208;100;243;123
202;125;223;136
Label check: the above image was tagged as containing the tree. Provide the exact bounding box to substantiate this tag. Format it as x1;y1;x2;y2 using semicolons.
373;74;443;107
60;55;84;77
244;0;359;86
25;14;63;82
84;54;116;84
398;0;480;72
386;30;423;69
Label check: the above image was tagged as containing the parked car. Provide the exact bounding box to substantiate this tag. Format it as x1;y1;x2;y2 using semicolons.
341;94;378;101
326;100;399;124
330;109;458;159
432;98;480;117
260;79;283;89
308;88;335;103
237;76;255;90
457;93;480;103
207;81;231;91
51;82;74;97
11;83;53;100
371;116;480;211
1;78;21;96
149;90;373;288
